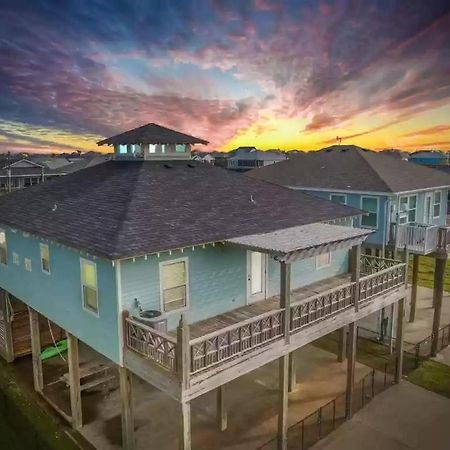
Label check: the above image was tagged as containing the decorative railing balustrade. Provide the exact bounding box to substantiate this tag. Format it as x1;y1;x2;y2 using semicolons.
359;264;406;303
125;257;407;378
394;223;439;254
190;309;284;374
290;282;355;332
360;254;400;275
125;317;177;372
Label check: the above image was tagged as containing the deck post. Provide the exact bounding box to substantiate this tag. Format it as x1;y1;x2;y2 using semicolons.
395;297;405;383
119;366;135;450
216;385;227;431
431;257;446;356
277;354;289;450
288;352;296;392
409;254;419;323
176;315;190;391
280;261;291;343
67;332;82;429
28;307;43;392
345;322;356;420
389;303;395;354
337;326;347;362
179;401;191;450
350;245;361;312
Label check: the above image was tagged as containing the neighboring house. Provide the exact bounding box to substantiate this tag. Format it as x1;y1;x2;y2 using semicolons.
226;146;287;171
409;150;449;167
192;152;215;164
0;128;408;450
0;154;110;193
249;144;450;341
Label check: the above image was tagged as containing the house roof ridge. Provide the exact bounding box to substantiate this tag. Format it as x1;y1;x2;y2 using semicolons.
356;149;394;193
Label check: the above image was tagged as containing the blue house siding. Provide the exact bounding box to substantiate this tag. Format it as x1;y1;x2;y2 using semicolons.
307;190;389;247
0;226;120;364
120;245;350;330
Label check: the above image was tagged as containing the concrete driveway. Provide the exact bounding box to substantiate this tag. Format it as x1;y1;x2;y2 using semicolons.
311;382;450;450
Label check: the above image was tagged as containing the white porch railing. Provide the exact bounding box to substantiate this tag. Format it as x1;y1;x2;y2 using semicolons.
125;317;177;372
189;309;284;374
395;223;438;254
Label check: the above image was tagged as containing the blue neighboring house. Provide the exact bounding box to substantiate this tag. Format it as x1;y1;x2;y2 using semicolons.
249;145;450;256
0;129;409;449
409;150;448;167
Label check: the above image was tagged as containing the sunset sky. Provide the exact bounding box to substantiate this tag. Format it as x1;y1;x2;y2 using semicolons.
1;0;450;154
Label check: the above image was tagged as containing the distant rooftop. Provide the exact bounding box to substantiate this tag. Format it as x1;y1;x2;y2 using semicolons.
97;123;209;146
248;145;450;193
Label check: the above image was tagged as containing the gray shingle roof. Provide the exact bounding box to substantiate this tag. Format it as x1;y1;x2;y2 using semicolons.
248;146;450;193
97;123;209;146
0;160;361;259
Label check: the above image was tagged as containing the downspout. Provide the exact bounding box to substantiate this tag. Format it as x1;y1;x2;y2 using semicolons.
382;198;388;257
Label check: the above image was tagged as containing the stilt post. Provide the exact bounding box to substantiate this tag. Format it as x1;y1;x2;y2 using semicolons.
216;385;227;431
345;322;356;419
337;326;347;362
409;254;419;323
395;297;405;383
288;352;296;392
119;366;135;450
179;401;191;450
277;354;289;450
431;258;446;356
28;307;43;392
67;332;82;429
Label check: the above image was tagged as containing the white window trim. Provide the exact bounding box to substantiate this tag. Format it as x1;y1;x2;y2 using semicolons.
24;257;32;272
40;243;51;274
330;193;347;205
398;194;417;224
159;256;190;315
12;252;19;266
433;191;441;219
316;252;332;269
360;196;379;229
80;258;99;317
0;229;7;266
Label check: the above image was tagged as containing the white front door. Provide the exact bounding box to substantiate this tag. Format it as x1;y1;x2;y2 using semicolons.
247;251;267;304
424;193;433;224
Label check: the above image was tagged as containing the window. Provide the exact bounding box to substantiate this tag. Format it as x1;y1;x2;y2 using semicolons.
81;259;98;314
433;191;441;218
118;144;128;154
0;230;7;265
130;144;141;155
175;144;186;153
149;144;156;153
361;197;378;228
24;258;32;272
399;195;417;224
12;252;19;265
316;252;331;269
160;258;188;312
330;194;347;205
40;243;50;274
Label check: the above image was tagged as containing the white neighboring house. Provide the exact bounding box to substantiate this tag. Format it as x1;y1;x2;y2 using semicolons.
192;153;215;164
227;147;287;171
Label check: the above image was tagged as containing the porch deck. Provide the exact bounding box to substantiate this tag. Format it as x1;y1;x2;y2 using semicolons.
187;274;350;339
